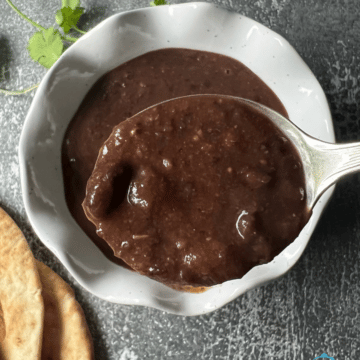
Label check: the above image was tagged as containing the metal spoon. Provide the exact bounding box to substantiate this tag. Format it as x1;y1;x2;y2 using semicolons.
127;93;357;210
210;95;358;210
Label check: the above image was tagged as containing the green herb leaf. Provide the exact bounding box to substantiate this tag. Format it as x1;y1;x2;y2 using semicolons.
62;0;81;9
3;0;86;95
27;27;64;69
56;6;84;34
150;0;169;6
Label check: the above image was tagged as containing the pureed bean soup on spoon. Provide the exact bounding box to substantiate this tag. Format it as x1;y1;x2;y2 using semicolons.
62;48;309;287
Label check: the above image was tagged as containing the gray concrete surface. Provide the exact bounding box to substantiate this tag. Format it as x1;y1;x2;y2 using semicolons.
1;0;360;359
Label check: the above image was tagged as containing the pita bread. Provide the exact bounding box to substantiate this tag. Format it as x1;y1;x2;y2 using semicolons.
36;261;94;360
0;207;44;360
0;301;5;342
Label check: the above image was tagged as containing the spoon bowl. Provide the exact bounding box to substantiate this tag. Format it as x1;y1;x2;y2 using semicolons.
119;93;357;212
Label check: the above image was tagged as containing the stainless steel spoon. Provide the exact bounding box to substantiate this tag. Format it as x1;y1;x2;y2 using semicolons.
212;95;359;210
152;94;358;211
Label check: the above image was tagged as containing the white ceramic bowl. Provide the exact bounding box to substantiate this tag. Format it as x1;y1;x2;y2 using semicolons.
19;2;334;315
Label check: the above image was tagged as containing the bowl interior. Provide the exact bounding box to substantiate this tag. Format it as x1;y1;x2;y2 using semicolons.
19;2;334;315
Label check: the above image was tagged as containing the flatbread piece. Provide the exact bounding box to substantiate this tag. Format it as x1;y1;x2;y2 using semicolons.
0;207;44;360
36;261;94;360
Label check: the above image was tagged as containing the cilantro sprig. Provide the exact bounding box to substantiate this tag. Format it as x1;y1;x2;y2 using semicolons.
1;0;169;96
28;27;64;69
150;0;169;6
56;0;86;34
1;0;86;95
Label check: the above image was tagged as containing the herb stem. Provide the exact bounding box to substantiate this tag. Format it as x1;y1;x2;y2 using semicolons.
5;0;45;32
0;83;39;96
73;26;86;35
61;35;78;43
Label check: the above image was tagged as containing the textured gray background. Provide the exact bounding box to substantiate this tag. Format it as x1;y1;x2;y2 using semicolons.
1;0;360;359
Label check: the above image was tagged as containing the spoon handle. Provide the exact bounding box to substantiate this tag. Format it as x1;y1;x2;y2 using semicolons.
306;138;360;208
